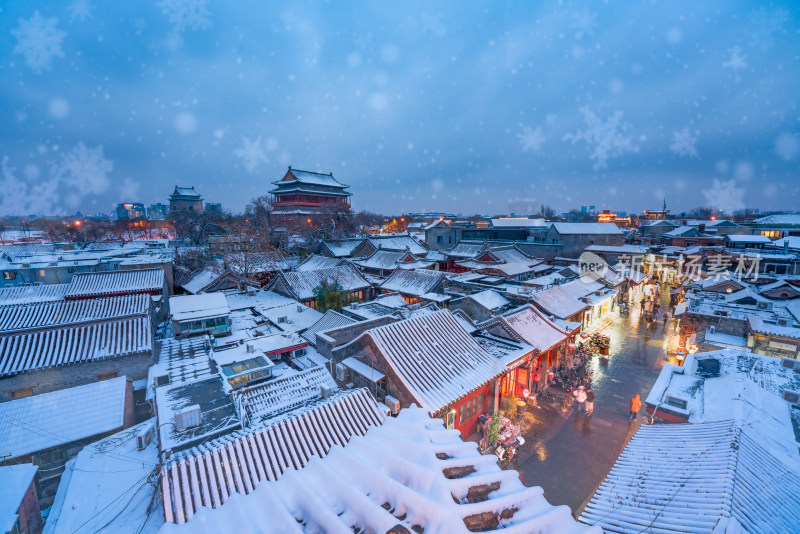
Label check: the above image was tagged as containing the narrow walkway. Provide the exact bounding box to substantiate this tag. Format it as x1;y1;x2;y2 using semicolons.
516;287;676;515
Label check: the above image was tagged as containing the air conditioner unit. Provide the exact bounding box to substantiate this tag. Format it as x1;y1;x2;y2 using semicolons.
136;423;155;451
756;301;773;311
351;303;358;309
335;363;348;382
278;316;287;323
247;287;256;296
381;404;391;417
783;390;800;405
780;358;800;371
320;385;336;398
777;318;790;327
174;404;201;432
297;304;303;313
384;395;401;415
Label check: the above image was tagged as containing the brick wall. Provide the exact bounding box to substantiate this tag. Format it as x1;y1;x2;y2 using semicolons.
0;353;154;401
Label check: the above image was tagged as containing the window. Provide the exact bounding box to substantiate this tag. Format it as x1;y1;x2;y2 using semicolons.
67;267;78;274
2;271;16;280
478;392;484;413
216;316;228;327
156;375;171;387
437;235;443;243
96;371;118;381
39;269;46;277
459;405;465;425
10;387;33;399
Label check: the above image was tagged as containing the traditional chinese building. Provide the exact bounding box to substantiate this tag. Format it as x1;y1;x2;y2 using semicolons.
168;186;204;213
269;166;352;218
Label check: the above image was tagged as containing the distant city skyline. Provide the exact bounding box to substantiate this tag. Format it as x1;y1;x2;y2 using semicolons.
1;1;799;217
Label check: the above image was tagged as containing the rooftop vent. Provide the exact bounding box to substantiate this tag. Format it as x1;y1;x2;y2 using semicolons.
174;404;201;432
780;358;800;371
278;316;287;323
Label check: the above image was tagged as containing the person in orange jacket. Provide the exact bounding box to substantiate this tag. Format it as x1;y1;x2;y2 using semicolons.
629;394;642;420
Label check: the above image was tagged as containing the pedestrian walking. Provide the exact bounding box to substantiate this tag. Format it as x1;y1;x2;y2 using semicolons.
585;387;595;415
573;386;587;413
629;394;642;420
532;367;541;394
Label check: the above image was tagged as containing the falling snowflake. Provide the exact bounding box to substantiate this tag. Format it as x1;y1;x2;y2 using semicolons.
723;46;747;71
570;9;597;40
670;128;699;158
747;8;789;51
0;157;62;215
158;0;211;31
233;136;269;173
702;179;745;215
563;107;639;170
517;126;545;153
119;178;140;200
11;12;67;74
52;142;113;196
68;0;95;23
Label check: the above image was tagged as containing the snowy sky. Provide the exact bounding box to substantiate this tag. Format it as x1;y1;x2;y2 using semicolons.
1;1;799;217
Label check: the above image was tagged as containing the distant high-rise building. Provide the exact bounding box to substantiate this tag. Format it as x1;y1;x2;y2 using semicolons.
581;206;588;213
116;202;146;220
148;203;169;220
205;202;222;213
168;186;204;214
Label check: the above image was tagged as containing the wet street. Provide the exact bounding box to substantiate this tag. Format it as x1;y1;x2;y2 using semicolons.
517;288;679;515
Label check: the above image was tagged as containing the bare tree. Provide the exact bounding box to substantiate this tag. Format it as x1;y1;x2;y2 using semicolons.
688;206;719;219
537;204;556;219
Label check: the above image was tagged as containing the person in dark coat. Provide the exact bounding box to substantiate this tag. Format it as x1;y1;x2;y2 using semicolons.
585;388;595;415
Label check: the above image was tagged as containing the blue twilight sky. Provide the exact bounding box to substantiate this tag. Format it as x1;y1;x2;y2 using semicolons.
1;1;799;217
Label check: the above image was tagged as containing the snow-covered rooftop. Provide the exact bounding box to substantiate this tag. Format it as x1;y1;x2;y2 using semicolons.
155;375;240;453
181;268;219;294
753;213;800;225
169;292;230;322
0;464;38;533
159;405;598;533
579;420;800;534
0;293;149;334
359;309;506;413
301;309;357;346
529;279;606;319
0;377;128;459
44;419;163;534
273;264;370;301
236;366;337;425
379;268;445;297
726;234;773;243
0;283;69;306
294;254;345;271
0;315;153;377
366;234;427;255
160;388;385;525
550;222;623;235
490;217;547;227
467;289;510;310
320;238;365;257
66;268;165;299
490;305;569;353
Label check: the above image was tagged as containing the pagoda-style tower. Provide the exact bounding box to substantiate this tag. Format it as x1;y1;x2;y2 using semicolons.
269;167;352;216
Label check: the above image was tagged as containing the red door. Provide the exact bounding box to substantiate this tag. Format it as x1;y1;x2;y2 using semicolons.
515;368;529;397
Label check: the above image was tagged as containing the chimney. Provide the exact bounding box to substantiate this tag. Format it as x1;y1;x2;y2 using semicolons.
784;240;789;255
698;224;706;233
